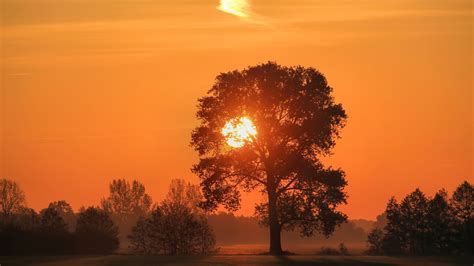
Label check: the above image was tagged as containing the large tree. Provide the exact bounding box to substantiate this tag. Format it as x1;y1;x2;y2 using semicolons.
191;62;348;254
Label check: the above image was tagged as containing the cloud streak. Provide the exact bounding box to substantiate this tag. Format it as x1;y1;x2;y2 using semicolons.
217;0;265;24
218;0;250;18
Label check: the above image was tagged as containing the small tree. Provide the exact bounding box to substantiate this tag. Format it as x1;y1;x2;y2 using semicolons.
366;228;384;255
379;197;404;255
39;207;68;234
0;179;26;217
13;207;40;231
398;189;430;254
451;181;473;223
75;207;119;254
338;243;348;255
159;202;215;254
191;62;348;254
128;217;152;254
101;179;153;222
164;179;204;215
128;179;216;255
450;181;473;254
426;190;454;254
38;206;74;253
101;179;152;248
47;201;76;231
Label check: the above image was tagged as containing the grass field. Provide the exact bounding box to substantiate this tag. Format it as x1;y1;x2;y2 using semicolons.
1;255;470;266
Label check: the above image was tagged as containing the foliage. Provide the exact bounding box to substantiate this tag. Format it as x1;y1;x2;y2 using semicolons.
101;179;153;248
163;178;204;215
450;181;473;254
425;190;454;254
191;62;347;254
0;203;74;254
128;179;216;255
366;181;473;255
0;179;26;217
47;200;76;231
101;179;153;222
366;228;384;255
75;207;120;254
39;206;68;234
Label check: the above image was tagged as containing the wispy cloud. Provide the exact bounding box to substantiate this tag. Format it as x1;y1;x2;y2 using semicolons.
217;0;265;24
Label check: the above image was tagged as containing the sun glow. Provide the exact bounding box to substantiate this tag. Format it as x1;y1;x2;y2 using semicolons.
218;0;250;18
221;117;257;148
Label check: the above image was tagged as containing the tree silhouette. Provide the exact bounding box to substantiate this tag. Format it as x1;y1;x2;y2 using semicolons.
398;189;430;254
378;197;403;255
38;206;74;253
75;207;119;254
367;182;472;255
451;181;473;224
157;202;216;254
101;179;152;246
39;207;68;234
164;178;204;215
191;62;348;254
450;181;473;254
426;190;454;254
47;200;76;231
101;179;153;222
0;179;26;218
13;207;39;231
366;228;384;255
128;217;152;254
128;179;215;255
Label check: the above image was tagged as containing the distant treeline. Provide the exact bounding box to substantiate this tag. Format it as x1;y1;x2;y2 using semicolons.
0;204;118;255
1;178;471;255
0;178;216;255
366;181;472;255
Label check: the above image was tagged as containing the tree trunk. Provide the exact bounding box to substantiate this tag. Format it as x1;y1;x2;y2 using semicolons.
268;188;283;255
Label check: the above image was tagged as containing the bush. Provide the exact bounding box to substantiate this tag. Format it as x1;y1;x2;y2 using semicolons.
316;247;341;255
339;243;349;255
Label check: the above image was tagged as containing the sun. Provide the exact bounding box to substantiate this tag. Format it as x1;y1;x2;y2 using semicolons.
221;116;257;148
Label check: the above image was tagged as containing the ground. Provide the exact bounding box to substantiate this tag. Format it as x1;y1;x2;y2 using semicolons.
1;255;470;266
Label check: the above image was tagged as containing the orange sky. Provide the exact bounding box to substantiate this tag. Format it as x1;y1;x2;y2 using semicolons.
1;0;472;220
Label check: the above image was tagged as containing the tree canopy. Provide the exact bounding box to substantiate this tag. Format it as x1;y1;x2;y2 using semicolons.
0;179;26;217
191;62;348;254
128;179;215;255
101;179;153;221
366;181;473;255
